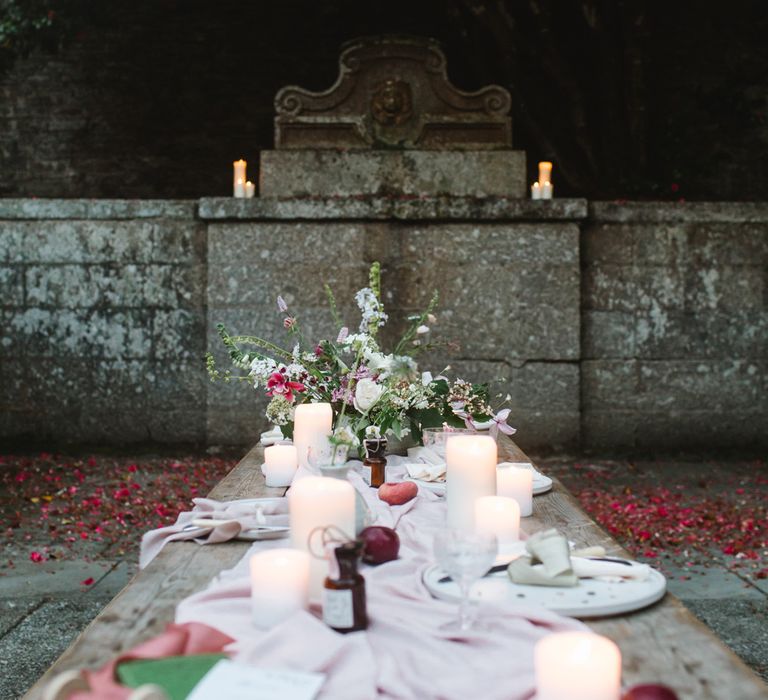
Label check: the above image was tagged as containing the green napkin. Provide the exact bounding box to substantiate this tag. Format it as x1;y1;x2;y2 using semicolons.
116;654;227;700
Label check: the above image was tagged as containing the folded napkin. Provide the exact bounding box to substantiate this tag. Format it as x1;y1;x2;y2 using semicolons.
508;529;650;587
140;498;289;569
403;446;446;482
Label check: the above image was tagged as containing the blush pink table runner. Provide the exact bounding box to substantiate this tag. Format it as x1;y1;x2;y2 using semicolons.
172;459;587;700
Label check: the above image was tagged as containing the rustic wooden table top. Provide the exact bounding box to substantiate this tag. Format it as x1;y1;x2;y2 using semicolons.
23;438;767;700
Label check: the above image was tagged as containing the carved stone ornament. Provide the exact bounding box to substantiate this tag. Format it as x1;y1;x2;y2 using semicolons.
274;35;512;150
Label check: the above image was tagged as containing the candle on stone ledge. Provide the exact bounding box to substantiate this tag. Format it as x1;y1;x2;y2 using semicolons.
474;496;520;554
538;161;553;186
233;159;247;197
250;549;310;628
289;475;355;602
264;443;298;487
293;403;333;470
535;631;622;700
531;182;542;200
446;435;497;531
244;180;256;198
496;463;533;517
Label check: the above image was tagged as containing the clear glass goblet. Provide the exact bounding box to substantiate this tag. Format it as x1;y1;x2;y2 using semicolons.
434;529;498;632
422;427;478;459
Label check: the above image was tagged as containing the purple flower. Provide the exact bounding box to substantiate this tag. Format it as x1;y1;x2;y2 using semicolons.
277;296;288;313
336;327;349;343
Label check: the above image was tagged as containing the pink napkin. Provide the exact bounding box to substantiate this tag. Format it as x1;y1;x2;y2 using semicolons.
175;466;587;700
139;497;288;568
68;622;232;700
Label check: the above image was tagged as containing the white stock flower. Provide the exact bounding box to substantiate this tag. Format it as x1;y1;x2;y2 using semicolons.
416;325;430;335
353;378;384;413
421;371;433;386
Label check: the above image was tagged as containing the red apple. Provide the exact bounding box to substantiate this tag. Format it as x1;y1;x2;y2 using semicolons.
359;526;400;565
622;684;679;700
378;481;418;506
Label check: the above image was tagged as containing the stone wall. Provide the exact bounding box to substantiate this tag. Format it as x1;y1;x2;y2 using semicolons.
0;200;206;445
1;199;766;455
582;202;768;454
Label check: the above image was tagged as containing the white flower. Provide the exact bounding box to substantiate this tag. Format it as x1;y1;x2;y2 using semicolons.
249;356;277;387
353;378;384;413
364;350;394;375
416;325;430;335
355;287;388;332
421;371;433;386
365;425;381;438
427;314;437;324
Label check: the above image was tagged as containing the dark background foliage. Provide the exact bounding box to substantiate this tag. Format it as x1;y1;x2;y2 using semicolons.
1;0;766;199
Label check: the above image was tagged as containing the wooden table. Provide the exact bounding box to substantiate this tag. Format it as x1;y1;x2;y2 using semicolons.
23;439;767;699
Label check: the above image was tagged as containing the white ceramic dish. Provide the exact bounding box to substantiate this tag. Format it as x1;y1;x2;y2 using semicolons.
422;564;667;618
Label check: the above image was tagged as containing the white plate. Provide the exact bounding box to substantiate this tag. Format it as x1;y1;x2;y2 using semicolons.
405;474;552;497
533;472;553;495
405;477;446;495
422;565;667;618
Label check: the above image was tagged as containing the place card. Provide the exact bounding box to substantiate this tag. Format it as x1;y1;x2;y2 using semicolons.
186;659;325;700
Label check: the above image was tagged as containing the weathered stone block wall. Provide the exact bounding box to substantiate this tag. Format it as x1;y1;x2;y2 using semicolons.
0;200;206;445
201;198;584;454
583;202;768;453
1;198;765;455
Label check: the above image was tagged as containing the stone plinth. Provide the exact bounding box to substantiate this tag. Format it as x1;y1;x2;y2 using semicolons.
259;150;526;198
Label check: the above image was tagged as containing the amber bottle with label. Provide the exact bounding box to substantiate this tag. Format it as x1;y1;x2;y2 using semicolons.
364;437;388;488
322;540;368;633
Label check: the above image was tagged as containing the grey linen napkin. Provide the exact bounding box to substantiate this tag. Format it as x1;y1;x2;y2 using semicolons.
507;528;578;587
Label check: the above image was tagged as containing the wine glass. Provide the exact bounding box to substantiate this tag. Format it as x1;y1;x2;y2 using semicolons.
422;427;477;459
434;529;498;632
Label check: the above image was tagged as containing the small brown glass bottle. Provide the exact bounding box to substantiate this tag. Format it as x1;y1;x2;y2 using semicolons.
364;436;388;488
322;541;368;633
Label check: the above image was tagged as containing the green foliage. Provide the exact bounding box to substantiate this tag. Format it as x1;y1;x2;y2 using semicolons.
0;0;64;71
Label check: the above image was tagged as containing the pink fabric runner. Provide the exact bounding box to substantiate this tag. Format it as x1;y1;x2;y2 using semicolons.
68;622;233;699
174;460;587;699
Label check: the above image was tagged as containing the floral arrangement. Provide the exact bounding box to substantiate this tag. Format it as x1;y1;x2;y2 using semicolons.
206;262;515;452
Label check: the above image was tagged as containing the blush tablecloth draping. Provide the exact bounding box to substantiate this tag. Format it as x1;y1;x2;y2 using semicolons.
171;458;587;700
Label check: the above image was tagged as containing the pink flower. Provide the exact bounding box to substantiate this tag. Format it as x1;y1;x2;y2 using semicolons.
29;551;45;563
489;408;517;439
266;372;305;403
283;317;296;329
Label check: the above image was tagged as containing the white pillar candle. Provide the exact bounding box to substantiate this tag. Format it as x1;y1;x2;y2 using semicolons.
496;463;533;516
289;476;355;602
293;403;333;471
250;549;310;629
531;182;542;200
535;632;622;700
474;496;520;554
446;435;497;531
538;160;553;185
244;180;256;198
264;443;298;487
233;159;247;197
540;182;554;199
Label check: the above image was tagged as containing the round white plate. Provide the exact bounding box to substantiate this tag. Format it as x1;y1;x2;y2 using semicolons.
406;477;446;495
230;497;286;508
532;472;553;495
405;474;551;496
422;565;667;618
